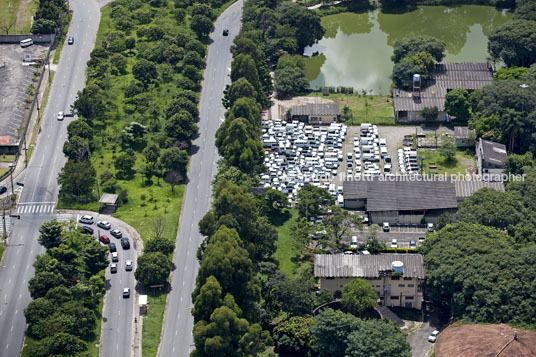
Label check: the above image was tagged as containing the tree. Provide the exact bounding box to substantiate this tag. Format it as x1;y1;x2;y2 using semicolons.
192;276;224;323
145;236;175;256
165;111;198;144
165;97;199;121
231;54;261;94
161;147;189;178
488;20;536;67
190;14;213;39
58;160;96;201
278;2;325;51
421;106;438;121
359;225;386;254
82;241;109;275
274;66;309;98
296;185;335;220
434;211;453;231
272;316;314;355
239;323;273;356
323;206;362;244
345;320;411;357
445;88;470;121
193;226;260;321
24;298;55;334
0;19;15;34
213;184;258;239
132;59;158;86
67;120;94;141
27;333;87;357
456;188;526;234
439;138;457;162
505;152;535;175
310;308;361;356
192;306;249;357
514;0;536;21
72;84;105;121
134;251;171;287
63;136;91;162
341;278;377;317
143;143;160;169
222;78;257;109
29;271;66;299
420;222;536;326
164;170;182;192
263;271;316;318
38;219;65;249
31;18;57;34
391;58;425;89
114;151;136;179
392;36;445;63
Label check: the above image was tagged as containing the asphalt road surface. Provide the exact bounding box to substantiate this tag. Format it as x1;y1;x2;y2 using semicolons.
0;0;109;355
158;2;243;356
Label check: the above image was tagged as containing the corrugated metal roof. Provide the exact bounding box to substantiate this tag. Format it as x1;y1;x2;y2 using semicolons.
455;180;505;198
454;126;475;139
314;254;425;279
343;180;368;200
343;178;458;212
290;103;340;116
393;62;493;113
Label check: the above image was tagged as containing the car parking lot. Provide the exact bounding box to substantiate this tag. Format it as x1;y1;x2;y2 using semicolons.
0;44;48;138
348;224;428;248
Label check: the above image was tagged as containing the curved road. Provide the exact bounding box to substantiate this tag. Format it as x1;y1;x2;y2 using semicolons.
0;0;121;355
158;1;243;356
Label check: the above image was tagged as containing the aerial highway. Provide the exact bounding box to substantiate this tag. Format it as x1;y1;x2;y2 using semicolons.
0;0;135;355
158;1;244;356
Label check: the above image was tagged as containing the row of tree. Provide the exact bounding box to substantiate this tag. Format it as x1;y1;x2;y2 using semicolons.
31;0;67;34
24;220;109;356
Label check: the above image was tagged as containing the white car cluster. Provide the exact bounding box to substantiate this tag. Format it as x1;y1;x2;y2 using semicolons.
348;123;390;178
398;147;420;174
260;119;347;203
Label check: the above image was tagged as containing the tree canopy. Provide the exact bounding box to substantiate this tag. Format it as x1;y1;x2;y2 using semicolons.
341;278;378;317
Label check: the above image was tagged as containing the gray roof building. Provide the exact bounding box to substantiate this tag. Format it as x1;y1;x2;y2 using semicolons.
454;126;475;140
454;180;504;198
314;254;425;279
478;139;507;167
290;103;340;117
343;178;458;212
393;62;493;114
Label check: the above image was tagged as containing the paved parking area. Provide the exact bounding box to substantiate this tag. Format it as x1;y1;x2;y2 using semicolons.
347;224;428;248
0;44;48;138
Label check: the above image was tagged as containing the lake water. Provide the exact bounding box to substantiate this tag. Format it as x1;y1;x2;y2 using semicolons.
304;5;512;95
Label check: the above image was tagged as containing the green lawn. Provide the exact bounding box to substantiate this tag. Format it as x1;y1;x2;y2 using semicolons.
0;0;38;34
0;0;21;30
273;209;300;278
419;150;476;176
0;244;4;262
142;290;167;357
306;92;395;125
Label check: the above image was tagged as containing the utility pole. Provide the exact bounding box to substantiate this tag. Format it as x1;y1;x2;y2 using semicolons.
9;163;14;196
2;203;6;240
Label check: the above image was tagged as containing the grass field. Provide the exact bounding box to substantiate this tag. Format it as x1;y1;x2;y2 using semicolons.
0;0;38;34
418;149;476;176
0;0;21;31
142;290;167;357
306;92;395;125
0;244;4;262
273;209;300;278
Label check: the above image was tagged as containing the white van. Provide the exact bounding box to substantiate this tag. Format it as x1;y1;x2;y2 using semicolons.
350;235;358;248
20;38;33;47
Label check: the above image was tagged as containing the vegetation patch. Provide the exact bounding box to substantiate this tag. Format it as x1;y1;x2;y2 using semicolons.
141;290;167;357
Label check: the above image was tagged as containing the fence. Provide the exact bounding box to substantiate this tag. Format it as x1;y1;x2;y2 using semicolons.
0;34;55;44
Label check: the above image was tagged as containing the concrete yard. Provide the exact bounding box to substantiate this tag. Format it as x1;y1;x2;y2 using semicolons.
0;43;48;139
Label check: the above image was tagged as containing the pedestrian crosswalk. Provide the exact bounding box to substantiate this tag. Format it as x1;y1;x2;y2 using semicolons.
17;202;56;214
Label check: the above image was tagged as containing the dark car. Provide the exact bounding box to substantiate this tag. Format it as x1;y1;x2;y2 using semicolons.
223;28;229;36
99;235;110;244
0;186;7;194
82;226;94;235
110;229;122;238
109;242;117;252
121;238;130;249
67;36;74;45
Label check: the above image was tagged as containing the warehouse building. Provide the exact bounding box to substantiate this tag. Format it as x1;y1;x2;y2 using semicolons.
314;254;425;309
289;103;340;124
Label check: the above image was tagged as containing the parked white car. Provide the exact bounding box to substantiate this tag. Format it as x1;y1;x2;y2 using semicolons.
428;330;440;343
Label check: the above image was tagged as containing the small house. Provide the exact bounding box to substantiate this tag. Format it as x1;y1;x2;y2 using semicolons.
477;138;507;181
289;103;340;124
454;126;476;148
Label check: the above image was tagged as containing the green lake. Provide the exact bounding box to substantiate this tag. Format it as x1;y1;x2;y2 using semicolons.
304;5;512;95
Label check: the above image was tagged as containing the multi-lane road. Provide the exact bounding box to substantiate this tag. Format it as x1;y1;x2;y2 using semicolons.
0;0;125;355
158;1;244;355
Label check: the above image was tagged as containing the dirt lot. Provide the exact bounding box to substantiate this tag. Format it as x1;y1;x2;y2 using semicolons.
0;43;48;139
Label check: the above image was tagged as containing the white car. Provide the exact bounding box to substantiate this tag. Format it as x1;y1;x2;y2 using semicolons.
125;260;133;271
427;223;434;232
79;215;94;224
391;238;397;248
56;111;64;120
428;330;440;343
111;252;118;262
383;222;390;232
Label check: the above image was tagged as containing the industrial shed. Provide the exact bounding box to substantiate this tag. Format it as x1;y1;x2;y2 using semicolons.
343;178;458;224
289;103;340;124
314;254;425;309
393;62;493;123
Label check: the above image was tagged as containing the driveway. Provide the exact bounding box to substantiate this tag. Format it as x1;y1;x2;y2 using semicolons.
407;321;436;357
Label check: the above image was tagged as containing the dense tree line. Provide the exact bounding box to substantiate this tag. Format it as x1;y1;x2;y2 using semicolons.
31;0;67;34
24;220;108;356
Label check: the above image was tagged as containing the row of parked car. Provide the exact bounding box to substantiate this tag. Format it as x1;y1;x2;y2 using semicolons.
346;124;392;178
260;120;348;203
78;215;133;298
398;148;420;174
